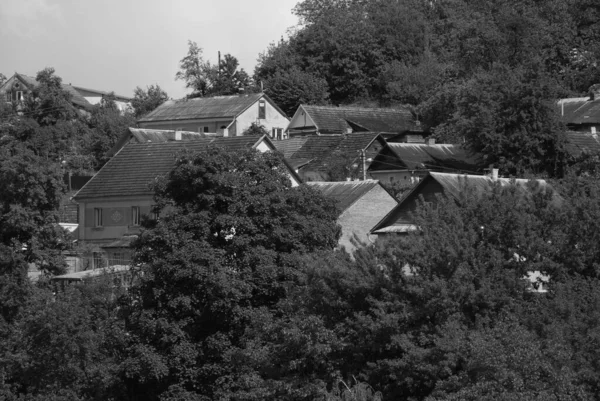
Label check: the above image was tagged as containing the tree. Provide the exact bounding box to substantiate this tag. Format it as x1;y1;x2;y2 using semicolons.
22;68;79;126
131;85;169;118
175;41;252;98
0;73;6;87
241;121;269;136
122;146;340;399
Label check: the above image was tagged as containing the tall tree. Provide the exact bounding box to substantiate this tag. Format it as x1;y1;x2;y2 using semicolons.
122;146;340;399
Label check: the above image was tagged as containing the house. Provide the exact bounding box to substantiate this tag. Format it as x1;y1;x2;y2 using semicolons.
106;127;212;157
371;172;555;235
1;72;93;110
368;142;483;185
307;181;398;252
557;85;600;133
564;131;600;158
275;132;388;181
70;85;132;113
72;135;301;268
286;105;421;138
137;93;289;138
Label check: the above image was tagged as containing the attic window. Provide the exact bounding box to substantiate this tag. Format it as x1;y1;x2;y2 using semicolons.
258;99;266;119
15;91;24;102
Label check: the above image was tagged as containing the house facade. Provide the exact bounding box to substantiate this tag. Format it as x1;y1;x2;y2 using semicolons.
286;105;420;137
137;93;289;138
73;135;301;268
307;181;398;252
558;85;600;133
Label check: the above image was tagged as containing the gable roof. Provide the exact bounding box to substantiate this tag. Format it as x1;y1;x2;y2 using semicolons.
294;105;418;134
274;137;309;158
106;128;212;157
74;135;272;200
137;93;287;123
558;97;600;125
371;172;555;234
4;73;93;110
277;132;386;174
71;86;131;102
307;180;382;212
370;143;483;173
565;131;600;157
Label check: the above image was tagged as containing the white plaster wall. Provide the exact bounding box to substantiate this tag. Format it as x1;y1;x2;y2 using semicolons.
138;119;233;134
236;98;289;136
287;107;316;131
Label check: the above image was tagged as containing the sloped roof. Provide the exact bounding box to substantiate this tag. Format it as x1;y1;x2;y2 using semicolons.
380;143;483;172
300;105;417;134
72;86;131;102
74;136;267;199
106;128;213;157
371;172;555;233
558;97;600;125
138;93;271;122
274;137;309;158
13;73;93;109
565;131;600;157
307;180;381;212
284;132;385;174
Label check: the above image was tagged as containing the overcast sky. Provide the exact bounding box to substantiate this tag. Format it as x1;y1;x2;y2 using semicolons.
0;0;300;99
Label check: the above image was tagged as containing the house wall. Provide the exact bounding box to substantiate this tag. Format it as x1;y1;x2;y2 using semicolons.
369;170;427;185
78;197;154;244
338;185;398;252
286;107;318;135
390;179;445;226
235;98;289;136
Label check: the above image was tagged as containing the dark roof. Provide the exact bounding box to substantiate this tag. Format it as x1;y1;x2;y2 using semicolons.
558;97;600;125
378;143;482;172
307;180;381;212
74;136;267;199
299;105;418;134
372;172;555;233
274;137;309;158
72;86;131;101
285;132;385;173
138;93;287;123
565;131;600;157
15;73;93;110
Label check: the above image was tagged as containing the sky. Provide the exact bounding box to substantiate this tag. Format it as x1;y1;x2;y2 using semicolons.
0;0;300;100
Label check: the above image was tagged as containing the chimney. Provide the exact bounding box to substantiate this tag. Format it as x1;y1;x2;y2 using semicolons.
174;130;182;141
592;126;597;134
427;137;436;145
589;84;600;101
492;168;499;180
346;127;353;134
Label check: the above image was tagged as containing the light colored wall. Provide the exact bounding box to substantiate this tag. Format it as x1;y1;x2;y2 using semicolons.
139;119;233;135
287;107;316;132
236;98;289;136
78;197;154;243
337;185;398;252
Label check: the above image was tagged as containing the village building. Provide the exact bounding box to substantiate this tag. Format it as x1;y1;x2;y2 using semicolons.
557;85;600;134
275;132;387;181
307;181;397;252
137;93;289;138
72;135;301;269
286;104;421;138
106;127;212;157
368;142;483;185
370;172;556;235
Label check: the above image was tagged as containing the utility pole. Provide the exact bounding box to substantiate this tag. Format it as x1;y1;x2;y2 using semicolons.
361;149;366;181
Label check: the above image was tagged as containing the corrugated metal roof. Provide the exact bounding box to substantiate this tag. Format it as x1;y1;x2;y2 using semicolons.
301;105;417;134
565;131;600;157
385;143;483;172
138;93;264;122
558;97;600;125
371;172;556;234
74;136;265;199
307;180;380;212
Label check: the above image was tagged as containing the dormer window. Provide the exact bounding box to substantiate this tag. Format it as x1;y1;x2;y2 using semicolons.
258;99;266;119
15;91;24;102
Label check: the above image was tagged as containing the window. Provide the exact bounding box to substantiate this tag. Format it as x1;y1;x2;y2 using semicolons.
151;205;159;221
16;91;23;102
131;206;140;226
112;252;126;266
94;208;103;227
93;252;103;269
203;126;209;133
258;99;266;119
198;126;209;133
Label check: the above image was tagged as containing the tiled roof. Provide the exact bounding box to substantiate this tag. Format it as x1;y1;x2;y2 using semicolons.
138;93;264;122
558;97;600;125
273;137;309;158
74;136;265;199
106;128;212;157
371;172;556;233
307;180;380;212
286;133;384;173
383;143;482;172
565;131;600;157
301;105;417;134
